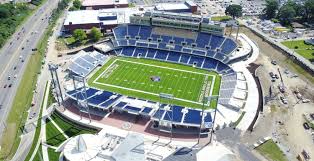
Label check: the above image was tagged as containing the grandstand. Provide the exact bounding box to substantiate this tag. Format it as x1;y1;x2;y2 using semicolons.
65;11;249;134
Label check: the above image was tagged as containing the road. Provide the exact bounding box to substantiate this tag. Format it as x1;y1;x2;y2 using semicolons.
0;0;60;159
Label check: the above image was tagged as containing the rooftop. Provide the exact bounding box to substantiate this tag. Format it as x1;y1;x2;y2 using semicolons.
64;8;143;26
82;0;128;7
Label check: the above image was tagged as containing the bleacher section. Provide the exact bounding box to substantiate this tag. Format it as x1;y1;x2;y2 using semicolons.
112;25;237;64
66;88;121;109
66;87;214;128
68;51;108;77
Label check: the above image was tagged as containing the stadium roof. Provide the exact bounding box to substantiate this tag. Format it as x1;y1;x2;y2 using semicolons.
64;8;142;26
82;0;128;7
111;133;145;161
155;3;190;11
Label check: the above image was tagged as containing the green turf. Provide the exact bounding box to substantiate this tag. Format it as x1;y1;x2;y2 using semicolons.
47;148;60;161
45;119;67;146
32;145;43;161
256;140;287;161
88;57;221;109
281;40;314;60
50;112;98;137
24;82;47;161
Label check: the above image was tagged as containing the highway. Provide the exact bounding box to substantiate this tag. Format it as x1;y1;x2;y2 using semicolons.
0;0;60;159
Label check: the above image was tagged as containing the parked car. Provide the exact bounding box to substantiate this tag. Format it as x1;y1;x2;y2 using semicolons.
275;74;279;79
303;122;310;130
280;96;288;104
4;84;7;88
8;84;12;88
271;60;277;65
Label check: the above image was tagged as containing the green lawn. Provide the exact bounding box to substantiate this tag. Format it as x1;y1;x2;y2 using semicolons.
50;112;98;137
211;16;232;22
281;40;314;60
256;140;287;161
47;148;60;161
45;119;67;146
88;57;221;109
32;145;43;161
24;82;47;161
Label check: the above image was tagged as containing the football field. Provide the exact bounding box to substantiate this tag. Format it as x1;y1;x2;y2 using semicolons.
88;57;221;108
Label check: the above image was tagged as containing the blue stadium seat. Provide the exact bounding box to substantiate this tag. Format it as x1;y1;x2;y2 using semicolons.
113;26;127;39
210;35;225;50
115;102;127;109
188;56;204;67
128;25;140;38
146;49;157;58
151;34;160;41
203;58;218;70
161;35;172;43
196;33;210;48
163;106;184;122
173;45;182;52
185;38;195;46
173;36;185;45
141;107;153;115
139;26;152;40
124;105;141;113
214;52;225;61
128;39;136;46
216;62;229;72
207;50;216;57
179;54;190;64
183;109;202;125
88;91;114;105
155;50;168;60
133;48;148;57
167;52;181;62
221;38;237;54
121;47;135;56
152;109;165;119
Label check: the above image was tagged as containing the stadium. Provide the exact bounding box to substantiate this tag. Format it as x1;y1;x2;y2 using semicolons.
57;11;257;144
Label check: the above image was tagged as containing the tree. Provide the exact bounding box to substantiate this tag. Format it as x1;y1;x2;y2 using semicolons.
278;4;296;25
304;0;314;21
263;0;279;19
0;7;9;18
73;0;82;9
73;29;87;43
225;4;242;19
89;27;101;42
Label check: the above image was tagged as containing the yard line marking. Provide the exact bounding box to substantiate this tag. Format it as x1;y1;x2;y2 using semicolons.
92;81;204;105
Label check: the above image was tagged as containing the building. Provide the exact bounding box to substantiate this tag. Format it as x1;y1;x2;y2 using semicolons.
130;11;226;35
63;8;143;33
154;1;197;13
82;0;128;10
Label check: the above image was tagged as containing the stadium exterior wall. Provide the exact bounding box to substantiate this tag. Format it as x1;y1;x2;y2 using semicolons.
64;23;117;33
82;4;128;10
53;107;103;131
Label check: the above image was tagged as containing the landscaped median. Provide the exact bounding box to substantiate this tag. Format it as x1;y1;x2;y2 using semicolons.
0;0;70;159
